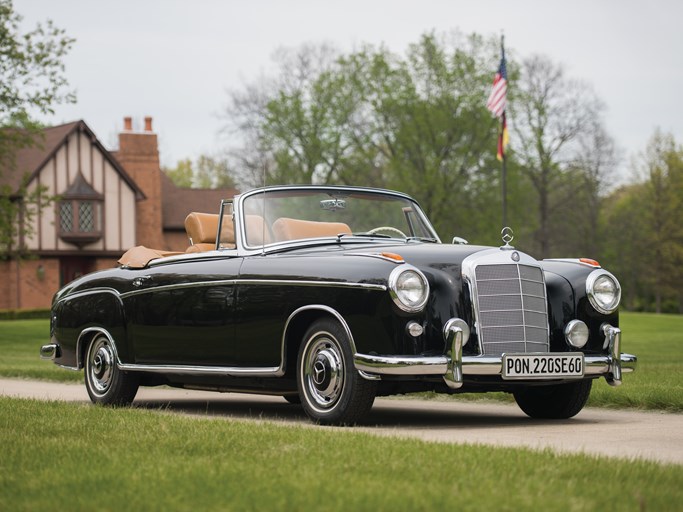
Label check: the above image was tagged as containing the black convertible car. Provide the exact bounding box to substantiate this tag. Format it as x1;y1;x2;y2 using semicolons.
41;185;636;424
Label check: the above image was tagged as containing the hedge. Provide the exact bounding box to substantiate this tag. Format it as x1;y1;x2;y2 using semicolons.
0;309;51;320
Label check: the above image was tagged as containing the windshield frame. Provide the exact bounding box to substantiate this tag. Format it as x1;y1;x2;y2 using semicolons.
230;185;440;254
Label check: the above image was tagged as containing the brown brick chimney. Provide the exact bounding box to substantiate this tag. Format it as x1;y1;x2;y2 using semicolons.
116;116;166;249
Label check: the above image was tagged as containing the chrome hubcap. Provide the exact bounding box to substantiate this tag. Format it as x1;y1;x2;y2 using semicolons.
304;335;344;410
88;338;114;395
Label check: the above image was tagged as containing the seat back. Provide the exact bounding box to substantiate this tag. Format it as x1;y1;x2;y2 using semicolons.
244;214;272;246
272;217;352;242
185;212;221;252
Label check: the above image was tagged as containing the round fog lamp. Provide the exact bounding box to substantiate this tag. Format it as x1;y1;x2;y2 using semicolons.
565;319;589;348
406;321;424;337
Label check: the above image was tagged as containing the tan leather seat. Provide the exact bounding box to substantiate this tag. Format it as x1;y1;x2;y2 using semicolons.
272;217;352;242
185;212;221;253
244;214;272;246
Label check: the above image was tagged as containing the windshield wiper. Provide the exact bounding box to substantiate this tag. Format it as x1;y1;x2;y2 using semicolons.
347;232;392;238
406;236;438;243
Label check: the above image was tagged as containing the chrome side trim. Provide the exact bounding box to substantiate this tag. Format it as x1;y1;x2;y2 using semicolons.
55;287;124;306
120;279;238;299
239;279;386;292
58;280;385;302
117;363;280;377
119;279;386;299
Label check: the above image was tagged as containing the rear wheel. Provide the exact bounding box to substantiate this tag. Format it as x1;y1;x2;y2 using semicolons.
297;318;376;425
84;334;139;406
513;379;592;419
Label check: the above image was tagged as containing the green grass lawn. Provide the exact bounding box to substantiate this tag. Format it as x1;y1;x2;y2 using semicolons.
1;397;681;512
1;312;682;411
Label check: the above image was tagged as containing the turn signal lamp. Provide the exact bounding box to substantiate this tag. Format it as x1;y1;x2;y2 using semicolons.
580;258;601;267
381;252;404;263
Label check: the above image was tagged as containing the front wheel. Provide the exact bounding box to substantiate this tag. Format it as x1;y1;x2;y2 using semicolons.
297;319;376;425
513;379;592;419
84;334;139;406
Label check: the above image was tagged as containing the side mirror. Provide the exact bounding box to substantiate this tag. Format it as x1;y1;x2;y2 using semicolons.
452;236;469;245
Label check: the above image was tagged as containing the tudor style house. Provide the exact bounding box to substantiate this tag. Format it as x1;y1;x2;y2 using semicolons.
0;117;237;310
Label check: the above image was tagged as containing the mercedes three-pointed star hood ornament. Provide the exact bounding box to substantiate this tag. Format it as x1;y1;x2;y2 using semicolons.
501;226;514;249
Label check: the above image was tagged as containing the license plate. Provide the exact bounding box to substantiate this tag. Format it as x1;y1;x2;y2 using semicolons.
502;353;584;380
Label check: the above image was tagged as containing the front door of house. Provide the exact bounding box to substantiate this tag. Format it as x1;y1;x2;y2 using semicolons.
60;257;95;287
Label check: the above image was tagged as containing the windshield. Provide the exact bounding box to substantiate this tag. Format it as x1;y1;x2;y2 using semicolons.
238;188;437;248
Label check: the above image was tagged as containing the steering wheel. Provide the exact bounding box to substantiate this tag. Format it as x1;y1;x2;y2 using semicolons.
366;226;407;238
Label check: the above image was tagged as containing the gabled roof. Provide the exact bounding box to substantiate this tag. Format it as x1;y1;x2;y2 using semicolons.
161;172;237;230
0;120;145;199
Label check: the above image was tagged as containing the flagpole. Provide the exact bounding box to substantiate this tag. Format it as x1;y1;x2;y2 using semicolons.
500;35;507;230
502;114;507;229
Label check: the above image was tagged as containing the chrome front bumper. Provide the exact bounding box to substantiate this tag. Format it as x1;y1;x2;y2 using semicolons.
354;324;636;389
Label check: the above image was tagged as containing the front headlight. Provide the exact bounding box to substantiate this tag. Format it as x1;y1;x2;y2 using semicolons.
586;269;621;314
388;265;429;313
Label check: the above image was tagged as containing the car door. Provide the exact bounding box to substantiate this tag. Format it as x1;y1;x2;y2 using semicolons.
124;256;242;366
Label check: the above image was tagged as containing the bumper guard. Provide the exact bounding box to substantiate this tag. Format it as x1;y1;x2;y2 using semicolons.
354;323;636;389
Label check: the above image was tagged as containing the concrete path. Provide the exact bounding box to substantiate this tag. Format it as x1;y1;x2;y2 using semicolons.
2;378;681;465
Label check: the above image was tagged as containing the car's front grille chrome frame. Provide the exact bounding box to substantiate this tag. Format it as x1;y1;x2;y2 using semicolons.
462;249;550;356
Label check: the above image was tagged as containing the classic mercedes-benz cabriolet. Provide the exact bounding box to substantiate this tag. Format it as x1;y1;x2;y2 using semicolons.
41;185;636;424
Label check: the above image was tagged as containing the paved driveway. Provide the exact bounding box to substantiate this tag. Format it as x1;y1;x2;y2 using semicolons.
2;378;681;465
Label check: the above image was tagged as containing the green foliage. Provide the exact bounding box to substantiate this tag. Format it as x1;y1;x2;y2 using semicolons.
0;0;75;259
601;131;683;313
1;398;681;511
163;158;194;187
163;154;236;189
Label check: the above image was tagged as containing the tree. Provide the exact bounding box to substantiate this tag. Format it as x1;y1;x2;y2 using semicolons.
0;0;75;168
163;154;237;189
601;131;683;313
510;55;607;258
163;158;193;188
638;132;683;313
0;0;75;258
222;33;511;243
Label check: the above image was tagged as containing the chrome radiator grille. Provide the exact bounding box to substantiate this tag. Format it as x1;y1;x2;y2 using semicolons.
474;263;549;355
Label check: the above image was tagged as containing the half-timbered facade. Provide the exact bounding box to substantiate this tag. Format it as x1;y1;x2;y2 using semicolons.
0;117;237;309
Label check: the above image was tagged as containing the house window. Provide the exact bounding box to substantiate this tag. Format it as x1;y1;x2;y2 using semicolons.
59;202;73;232
58;173;104;246
59;200;101;235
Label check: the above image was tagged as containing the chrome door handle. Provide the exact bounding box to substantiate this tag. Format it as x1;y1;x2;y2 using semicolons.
132;275;153;288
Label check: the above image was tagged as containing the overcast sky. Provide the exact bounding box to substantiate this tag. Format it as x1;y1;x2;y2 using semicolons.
15;0;683;177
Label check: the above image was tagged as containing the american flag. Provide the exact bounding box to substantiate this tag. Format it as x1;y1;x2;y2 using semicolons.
486;48;507;118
